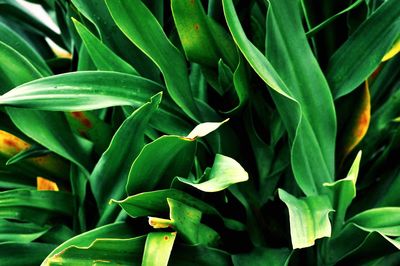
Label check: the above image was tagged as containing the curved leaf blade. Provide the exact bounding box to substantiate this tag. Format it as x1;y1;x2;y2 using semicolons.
327;0;400;99
105;0;202;121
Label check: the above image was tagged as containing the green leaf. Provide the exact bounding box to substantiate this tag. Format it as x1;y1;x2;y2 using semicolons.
0;21;51;76
0;189;74;225
92;93;161;226
142;232;176;266
6;144;51;166
72;18;139;75
325;223;400;265
105;0;203;121
327;0;400;99
178;154;248;192
0;70;191;135
113;189;244;231
171;0;237;69
0;0;65;49
71;0;159;80
114;189;219;218
43;222;139;263
44;236;146;265
167;198;220;246
324;151;362;233
278;189;332;249
171;0;220;67
223;0;336;195
347;207;400;236
0;242;56;266
0;41;91;171
126;135;196;195
0;41;41;93
0;219;50;243
0;71;163;111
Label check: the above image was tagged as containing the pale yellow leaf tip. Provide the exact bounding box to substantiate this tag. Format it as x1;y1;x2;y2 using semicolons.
382;39;400;62
186;118;229;139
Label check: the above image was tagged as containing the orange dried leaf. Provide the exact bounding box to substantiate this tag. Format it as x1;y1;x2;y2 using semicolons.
0;130;30;157
341;81;371;162
37;177;59;191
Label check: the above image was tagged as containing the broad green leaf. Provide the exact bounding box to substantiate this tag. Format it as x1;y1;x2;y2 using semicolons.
0;0;64;49
167;198;220;246
327;0;400;99
0;219;50;243
0;242;56;266
223;0;336;195
324;151;362;233
43;236;146;265
148;200;220;246
0;41;91;171
0;71;163;110
6;145;51;166
72;18;139;75
43;222;139;263
0;189;74;225
0;21;51;76
347;207;400;236
171;0;220;67
126;135;196;195
105;0;203;121
6;108;91;171
278;189;332;249
71;0;159;80
92;93;161;226
0;70;190;135
0;41;41;93
325;223;400;265
142;232;176;266
114;189;220;218
113;189;244;231
171;0;237;68
77;45;96;71
232;247;292;266
178;154;249;192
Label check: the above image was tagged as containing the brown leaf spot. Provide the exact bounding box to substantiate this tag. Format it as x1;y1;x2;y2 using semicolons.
3;139;16;147
71;112;93;128
164;236;169;240
194;23;200;31
78;130;89;139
